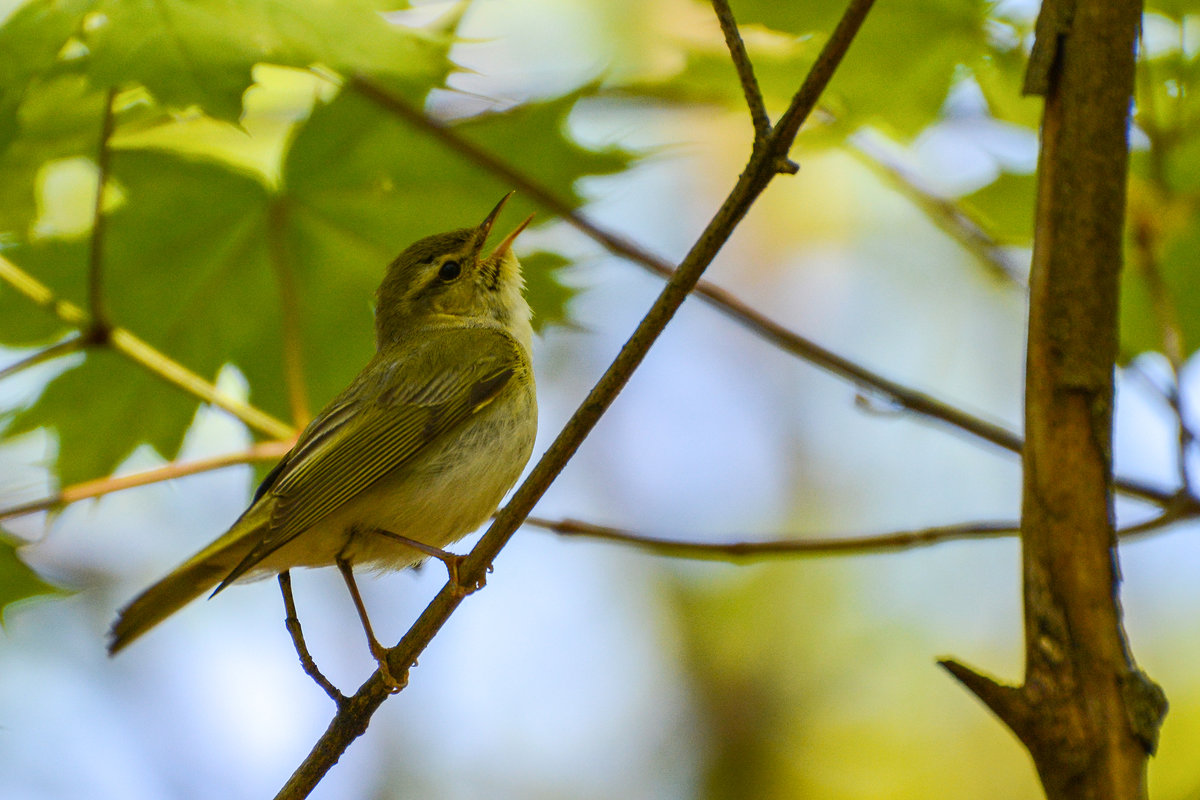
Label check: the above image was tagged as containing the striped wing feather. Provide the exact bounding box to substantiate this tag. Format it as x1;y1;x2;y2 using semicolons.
215;327;522;589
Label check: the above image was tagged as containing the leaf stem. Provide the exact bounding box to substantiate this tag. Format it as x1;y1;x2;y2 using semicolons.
267;199;312;426
87;88;117;334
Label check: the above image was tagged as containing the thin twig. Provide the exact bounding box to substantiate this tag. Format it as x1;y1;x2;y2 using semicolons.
0;336;87;382
0;439;293;523
345;78;1171;508
1123;362;1199;497
0;255;295;439
528;516;1019;559
279;571;346;705
848;132;1027;287
87;88;118;334
267;200;312;426
711;0;771;140
275;2;879;797
527;502;1197;561
1130;196;1193;493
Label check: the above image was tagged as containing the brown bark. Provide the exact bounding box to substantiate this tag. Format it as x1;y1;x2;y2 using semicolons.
941;0;1167;797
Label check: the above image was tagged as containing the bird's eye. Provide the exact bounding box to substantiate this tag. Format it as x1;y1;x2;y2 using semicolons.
438;259;462;282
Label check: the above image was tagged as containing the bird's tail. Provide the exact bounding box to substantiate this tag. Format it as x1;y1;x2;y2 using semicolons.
108;525;257;655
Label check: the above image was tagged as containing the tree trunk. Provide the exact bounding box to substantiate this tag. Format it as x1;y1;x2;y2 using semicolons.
941;0;1168;797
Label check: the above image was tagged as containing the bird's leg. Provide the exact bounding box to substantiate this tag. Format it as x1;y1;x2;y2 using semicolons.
368;528;483;596
336;557;406;693
278;571;345;705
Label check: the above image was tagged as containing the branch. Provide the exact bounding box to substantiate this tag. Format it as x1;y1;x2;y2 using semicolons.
528;503;1196;562
276;2;879;796
530;516;1018;559
711;0;771;140
947;0;1168;793
0;255;295;440
0;439;293;523
346;76;1172;510
0;336;87;382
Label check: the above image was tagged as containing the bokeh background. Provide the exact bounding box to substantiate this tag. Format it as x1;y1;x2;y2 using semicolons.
3;0;1200;798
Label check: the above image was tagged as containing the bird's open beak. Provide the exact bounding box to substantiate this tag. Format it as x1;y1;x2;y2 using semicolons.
476;191;515;246
490;213;535;259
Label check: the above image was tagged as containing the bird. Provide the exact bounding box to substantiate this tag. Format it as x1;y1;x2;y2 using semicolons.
108;193;538;685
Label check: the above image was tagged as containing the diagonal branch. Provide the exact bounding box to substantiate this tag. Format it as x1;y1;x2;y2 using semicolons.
275;2;879;797
0;255;295;440
711;0;771;140
347;73;1172;509
0;336;87;382
847;132;1027;287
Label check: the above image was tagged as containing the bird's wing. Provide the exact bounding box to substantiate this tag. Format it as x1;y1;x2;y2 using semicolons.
215;327;526;590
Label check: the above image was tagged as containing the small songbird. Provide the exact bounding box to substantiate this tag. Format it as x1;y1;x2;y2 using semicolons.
108;194;538;680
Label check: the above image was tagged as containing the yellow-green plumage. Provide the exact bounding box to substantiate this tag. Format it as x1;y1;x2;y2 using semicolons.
109;197;537;654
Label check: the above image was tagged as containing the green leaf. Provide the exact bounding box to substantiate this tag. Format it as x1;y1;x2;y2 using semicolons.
0;0;89;159
0;533;62;623
453;90;632;208
5;347;203;487
0;72;106;239
0;236;87;346
960;171;1036;244
1;0;451;128
3;150;275;482
610;35;821;125
1147;0;1200;19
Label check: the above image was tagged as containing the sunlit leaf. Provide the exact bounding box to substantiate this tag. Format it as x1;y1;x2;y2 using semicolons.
79;0;445;122
0;73;106;238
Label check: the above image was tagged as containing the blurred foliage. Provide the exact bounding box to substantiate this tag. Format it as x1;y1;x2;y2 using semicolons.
0;532;61;620
0;0;631;490
612;0;1200;364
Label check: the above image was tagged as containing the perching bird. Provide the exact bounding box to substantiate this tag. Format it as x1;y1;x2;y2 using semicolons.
108;194;537;682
